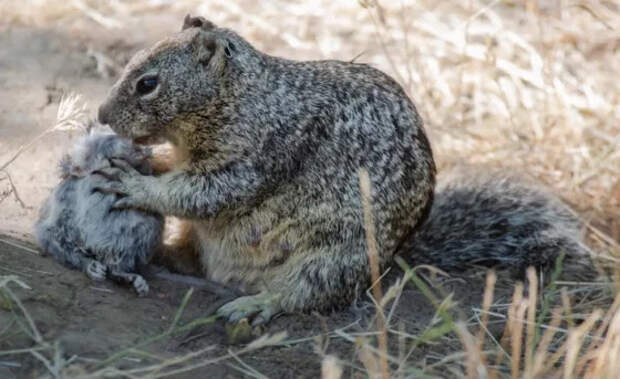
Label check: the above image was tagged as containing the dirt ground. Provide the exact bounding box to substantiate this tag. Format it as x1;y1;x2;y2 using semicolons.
2;231;530;378
0;2;618;378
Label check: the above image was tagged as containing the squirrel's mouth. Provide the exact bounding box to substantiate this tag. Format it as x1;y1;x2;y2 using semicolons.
133;135;165;146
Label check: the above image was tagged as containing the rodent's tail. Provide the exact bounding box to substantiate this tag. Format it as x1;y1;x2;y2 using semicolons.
399;167;595;280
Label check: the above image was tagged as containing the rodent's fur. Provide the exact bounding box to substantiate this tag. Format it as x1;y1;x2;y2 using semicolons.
96;15;591;322
35;123;164;295
401;167;590;277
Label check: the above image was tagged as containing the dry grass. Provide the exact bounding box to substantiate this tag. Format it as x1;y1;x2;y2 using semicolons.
0;93;87;207
0;278;288;378
315;257;617;378
0;0;618;378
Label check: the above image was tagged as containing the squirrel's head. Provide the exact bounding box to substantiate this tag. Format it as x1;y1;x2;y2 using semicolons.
98;15;257;144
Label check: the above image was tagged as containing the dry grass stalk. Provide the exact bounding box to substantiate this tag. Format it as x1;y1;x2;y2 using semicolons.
494;282;522;371
454;321;488;379
524;267;538;377
531;307;564;376
0;237;40;255
54;93;88;132
510;297;528;379
71;0;122;29
1;276;42;344
0;276;78;377
357;339;381;379
359;168;390;379
3;172;27;209
0;92;87;173
84;329;287;378
575;293;620;377
536;306;600;375
592;291;620;342
321;355;343;379
476;270;496;359
571;293;620;375
561;287;575;328
561;309;601;379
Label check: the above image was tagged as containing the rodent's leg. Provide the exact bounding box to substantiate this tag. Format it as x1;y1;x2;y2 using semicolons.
85;259;107;281
275;241;371;314
108;270;149;296
216;291;282;326
36;225;103;277
218;234;372;324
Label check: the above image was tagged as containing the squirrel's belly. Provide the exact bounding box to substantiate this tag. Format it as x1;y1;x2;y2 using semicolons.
193;215;296;293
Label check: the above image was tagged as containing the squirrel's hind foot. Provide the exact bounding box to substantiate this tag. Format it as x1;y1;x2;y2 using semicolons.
217;291;282;326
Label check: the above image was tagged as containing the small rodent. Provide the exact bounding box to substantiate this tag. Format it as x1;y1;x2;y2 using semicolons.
35;122;164;295
94;15;591;323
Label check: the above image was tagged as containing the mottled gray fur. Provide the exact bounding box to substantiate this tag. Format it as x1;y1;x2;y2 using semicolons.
401;168;590;277
35;123;164;295
95;15;590;322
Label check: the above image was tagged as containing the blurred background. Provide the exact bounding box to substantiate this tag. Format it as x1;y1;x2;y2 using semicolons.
0;0;618;247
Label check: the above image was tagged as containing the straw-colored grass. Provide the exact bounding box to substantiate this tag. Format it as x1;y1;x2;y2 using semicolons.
0;0;618;378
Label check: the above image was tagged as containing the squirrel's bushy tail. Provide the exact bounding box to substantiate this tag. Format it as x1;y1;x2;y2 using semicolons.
399;168;595;279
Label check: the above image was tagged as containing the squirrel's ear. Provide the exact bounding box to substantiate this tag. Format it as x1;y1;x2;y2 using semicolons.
182;14;216;31
192;32;220;66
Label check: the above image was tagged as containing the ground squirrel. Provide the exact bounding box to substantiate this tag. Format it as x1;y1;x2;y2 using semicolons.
95;15;590;324
35;123;164;295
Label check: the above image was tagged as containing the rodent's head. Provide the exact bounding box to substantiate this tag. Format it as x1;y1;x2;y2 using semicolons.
60;122;152;179
98;15;258;144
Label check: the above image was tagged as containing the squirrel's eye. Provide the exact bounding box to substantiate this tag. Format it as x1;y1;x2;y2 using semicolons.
136;75;158;95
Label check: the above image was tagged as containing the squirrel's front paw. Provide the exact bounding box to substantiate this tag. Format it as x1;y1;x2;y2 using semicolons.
93;158;153;211
217;291;283;326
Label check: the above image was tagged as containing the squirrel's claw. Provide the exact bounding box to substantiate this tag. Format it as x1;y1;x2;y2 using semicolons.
112;196;141;210
93;180;125;195
93;167;124;181
217;291;282;326
93;158;139;181
110;158;139;175
92;162;156;212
